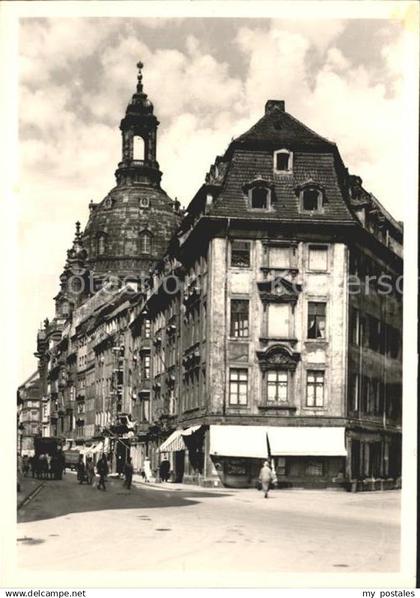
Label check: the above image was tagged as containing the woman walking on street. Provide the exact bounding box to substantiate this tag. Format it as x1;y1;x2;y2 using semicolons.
86;457;95;486
97;454;109;491
259;460;274;499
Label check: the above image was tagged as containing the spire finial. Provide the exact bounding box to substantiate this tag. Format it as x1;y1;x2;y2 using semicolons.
136;60;144;93
75;221;81;237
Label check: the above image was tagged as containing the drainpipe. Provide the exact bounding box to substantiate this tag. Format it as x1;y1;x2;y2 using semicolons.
223;218;231;417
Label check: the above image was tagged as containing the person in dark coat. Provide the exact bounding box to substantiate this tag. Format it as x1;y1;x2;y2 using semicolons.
123;457;134;490
159;458;170;482
56;449;65;479
96;454;109;491
76;455;86;484
29;456;37;478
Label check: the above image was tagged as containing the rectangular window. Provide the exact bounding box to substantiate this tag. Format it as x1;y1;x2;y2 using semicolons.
229;368;248;406
268;303;290;337
268;246;290;268
231;240;251;268
361;376;369;413
230;299;249;338
349;373;359;412
144;355;150;380
275;152;290;171
308;245;328;271
307;302;326;339
368;315;380;351
306;371;325;407
267;371;288;403
144;319;151;338
350;308;359;345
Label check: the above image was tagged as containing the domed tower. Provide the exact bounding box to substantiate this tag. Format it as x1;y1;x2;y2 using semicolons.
83;61;181;283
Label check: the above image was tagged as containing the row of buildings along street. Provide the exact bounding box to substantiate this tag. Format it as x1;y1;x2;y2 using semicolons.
17;60;403;492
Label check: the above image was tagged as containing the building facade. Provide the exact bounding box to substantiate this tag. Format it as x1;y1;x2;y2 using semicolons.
24;65;402;490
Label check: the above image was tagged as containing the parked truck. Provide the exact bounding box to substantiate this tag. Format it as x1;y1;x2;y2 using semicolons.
34;436;62;457
63;449;81;470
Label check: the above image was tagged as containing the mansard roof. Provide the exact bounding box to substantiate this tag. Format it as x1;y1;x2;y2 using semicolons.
229;100;338;153
206;149;354;223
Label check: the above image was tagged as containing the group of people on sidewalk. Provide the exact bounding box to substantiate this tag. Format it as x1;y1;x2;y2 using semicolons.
73;455;275;497
18;452;65;482
76;454;134;491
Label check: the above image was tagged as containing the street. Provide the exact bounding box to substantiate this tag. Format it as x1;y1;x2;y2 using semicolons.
17;474;400;573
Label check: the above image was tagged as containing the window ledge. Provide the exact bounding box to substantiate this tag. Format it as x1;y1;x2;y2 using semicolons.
258;404;297;411
260;337;298;344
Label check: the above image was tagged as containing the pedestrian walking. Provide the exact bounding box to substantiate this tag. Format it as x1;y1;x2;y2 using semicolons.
86;457;95;485
123;457;134;489
29;455;36;478
159;458;170;482
258;460;273;499
46;454;52;480
76;455;86;484
56;448;65;480
97;454;109;491
39;454;48;480
22;455;29;477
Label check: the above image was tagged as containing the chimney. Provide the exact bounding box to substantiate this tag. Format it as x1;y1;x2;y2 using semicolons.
265;100;285;115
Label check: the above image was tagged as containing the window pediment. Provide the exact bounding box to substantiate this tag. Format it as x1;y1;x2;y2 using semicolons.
243;176;274;211
295;180;326;213
257;277;301;303
257;345;300;371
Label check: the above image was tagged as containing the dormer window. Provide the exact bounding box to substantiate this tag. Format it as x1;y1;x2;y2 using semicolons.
243;177;273;211
303;189;320;211
250;187;270;210
296;182;325;213
139;197;150;208
274;149;293;173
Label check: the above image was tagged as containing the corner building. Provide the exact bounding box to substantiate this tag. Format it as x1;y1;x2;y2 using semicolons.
144;99;402;490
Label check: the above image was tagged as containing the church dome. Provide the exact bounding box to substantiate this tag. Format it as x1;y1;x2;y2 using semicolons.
81;61;181;281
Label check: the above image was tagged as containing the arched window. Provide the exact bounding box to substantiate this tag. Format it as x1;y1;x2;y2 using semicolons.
296;182;325;213
250;186;270;210
139;230;152;254
133;136;145;160
274;149;293;173
97;234;106;255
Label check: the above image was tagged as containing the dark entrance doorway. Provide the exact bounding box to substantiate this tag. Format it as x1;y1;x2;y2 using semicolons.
174;450;185;483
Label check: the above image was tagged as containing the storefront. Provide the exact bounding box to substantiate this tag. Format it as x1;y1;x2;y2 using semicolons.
209;424;347;489
157;425;204;483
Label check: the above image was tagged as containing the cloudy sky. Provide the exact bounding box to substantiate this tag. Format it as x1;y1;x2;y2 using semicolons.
17;13;415;381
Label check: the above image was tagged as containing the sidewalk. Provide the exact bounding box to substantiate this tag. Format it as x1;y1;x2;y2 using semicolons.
17;476;44;510
130;473;236;493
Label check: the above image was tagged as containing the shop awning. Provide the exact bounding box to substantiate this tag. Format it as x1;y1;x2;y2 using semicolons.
181;425;202;437
159;430;186;452
209;425;269;459
267;426;347;457
87;443;103;455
